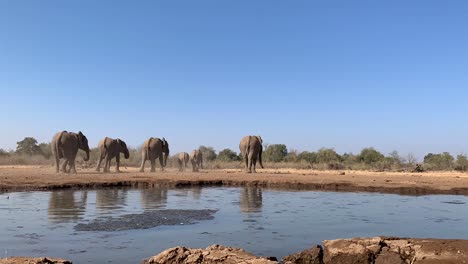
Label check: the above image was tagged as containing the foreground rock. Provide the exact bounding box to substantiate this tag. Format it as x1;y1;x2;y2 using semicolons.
322;236;468;263
143;245;277;264
0;257;71;264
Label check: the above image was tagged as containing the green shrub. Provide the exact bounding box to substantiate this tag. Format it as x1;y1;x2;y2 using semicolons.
263;144;288;162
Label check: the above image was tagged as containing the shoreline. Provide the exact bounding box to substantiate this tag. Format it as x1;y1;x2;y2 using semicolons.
1;166;468;195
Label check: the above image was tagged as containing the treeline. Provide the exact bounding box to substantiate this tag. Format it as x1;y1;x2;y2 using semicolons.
1;137;468;172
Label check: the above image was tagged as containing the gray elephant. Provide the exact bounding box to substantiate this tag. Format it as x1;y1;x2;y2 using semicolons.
51;131;90;173
139;137;169;172
190;150;203;172
96;137;130;173
177;152;189;172
239;135;264;173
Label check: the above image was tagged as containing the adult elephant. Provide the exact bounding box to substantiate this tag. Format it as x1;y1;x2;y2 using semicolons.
239;135;264;173
177;152;189;172
139;137;169;172
96;137;130;173
51;131;90;173
190;150;203;172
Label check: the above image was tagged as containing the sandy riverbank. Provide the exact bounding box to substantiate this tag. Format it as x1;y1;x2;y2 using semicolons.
1;165;468;195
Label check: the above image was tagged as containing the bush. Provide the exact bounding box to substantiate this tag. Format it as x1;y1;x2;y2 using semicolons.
199;146;217;162
217;149;240;162
358;147;385;165
263;144;288;162
316;148;341;164
423;152;454;170
455;154;468;171
297;151;317;163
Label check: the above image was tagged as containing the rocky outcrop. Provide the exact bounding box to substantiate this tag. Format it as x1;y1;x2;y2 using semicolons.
0;257;71;264
143;244;277;264
322;236;468;264
283;245;323;264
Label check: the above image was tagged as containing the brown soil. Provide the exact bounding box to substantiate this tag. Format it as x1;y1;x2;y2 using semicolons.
1;166;468;195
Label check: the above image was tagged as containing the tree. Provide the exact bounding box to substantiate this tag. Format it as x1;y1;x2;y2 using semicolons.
297;151;317;163
0;148;9;157
263;144;288;162
316;148;341;164
16;137;42;156
39;143;52;159
284;149;298;163
455;154;468;171
358;147;384;165
199;146;217;162
423;152;454;170
217;149;240;162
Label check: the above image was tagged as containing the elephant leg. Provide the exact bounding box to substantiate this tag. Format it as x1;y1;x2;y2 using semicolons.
150;159;156;172
104;157;111;173
191;161;196;172
55;156;60;173
70;159;77;174
96;156;104;172
139;156;146;172
116;155;121;173
244;154;249;172
247;152;254;173
252;157;257;173
159;155;164;171
61;159;68;173
178;160;182;172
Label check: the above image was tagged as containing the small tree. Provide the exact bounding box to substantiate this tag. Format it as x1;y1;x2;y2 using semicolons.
16;137;42;156
199;146;217;162
217;149;240;162
0;148;9;157
358;147;384;165
423;152;454;170
39;143;52;159
284;149;298;163
263;144;288;162
316;148;341;164
455;154;468;171
297;151;317;163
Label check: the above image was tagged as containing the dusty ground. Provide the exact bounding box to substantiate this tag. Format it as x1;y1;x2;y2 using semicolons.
1;165;468;195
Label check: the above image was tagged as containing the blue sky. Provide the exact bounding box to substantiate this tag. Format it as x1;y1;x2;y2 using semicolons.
1;1;467;159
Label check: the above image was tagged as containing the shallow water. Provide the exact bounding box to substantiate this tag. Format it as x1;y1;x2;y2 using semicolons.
1;187;468;263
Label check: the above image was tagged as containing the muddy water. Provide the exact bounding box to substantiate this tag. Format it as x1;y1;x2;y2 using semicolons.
1;187;468;263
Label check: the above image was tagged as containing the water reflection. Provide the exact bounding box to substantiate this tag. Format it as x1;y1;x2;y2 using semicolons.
96;189;128;212
140;188;168;210
240;187;262;213
48;190;88;223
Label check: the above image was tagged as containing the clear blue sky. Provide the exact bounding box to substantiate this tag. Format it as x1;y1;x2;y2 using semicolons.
1;1;467;159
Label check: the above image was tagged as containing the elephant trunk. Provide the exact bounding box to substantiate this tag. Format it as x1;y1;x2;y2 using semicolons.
124;149;130;159
84;148;90;161
163;153;168;167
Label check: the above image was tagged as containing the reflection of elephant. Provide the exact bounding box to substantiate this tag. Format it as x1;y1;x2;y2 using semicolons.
177;152;189;172
48;190;88;223
51;131;90;173
140;188;168;210
139;137;169;172
96;137;130;173
190;150;203;172
239;135;264;173
240;187;262;213
96;189;128;212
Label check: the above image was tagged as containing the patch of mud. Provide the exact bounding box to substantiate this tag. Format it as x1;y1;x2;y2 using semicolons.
74;209;217;231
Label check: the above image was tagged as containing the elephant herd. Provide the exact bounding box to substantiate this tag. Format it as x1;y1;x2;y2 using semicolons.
51;131;264;174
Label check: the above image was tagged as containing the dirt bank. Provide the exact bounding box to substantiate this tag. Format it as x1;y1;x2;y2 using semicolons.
1;166;468;195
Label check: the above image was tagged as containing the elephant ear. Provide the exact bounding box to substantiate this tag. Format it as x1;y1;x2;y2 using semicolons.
257;135;263;144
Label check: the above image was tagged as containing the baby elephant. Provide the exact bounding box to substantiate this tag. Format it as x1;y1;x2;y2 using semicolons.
96;137;130;173
177;152;190;172
190;150;203;172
